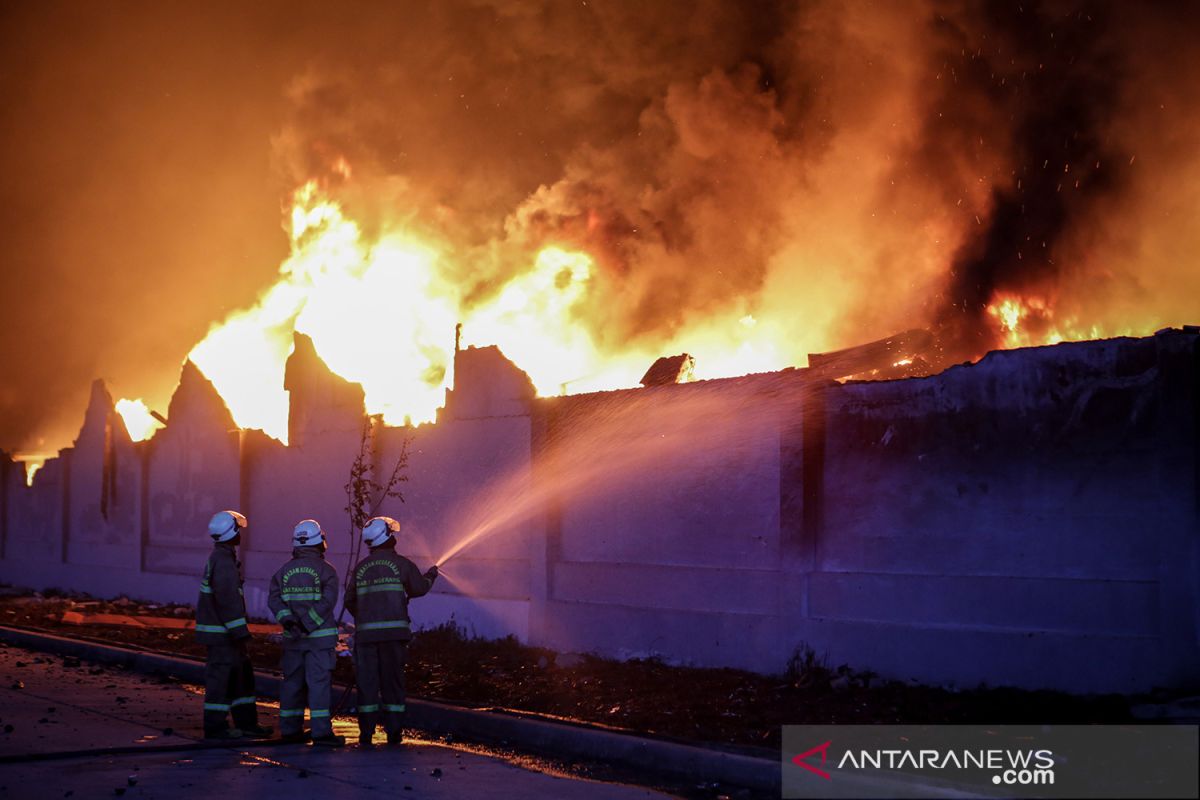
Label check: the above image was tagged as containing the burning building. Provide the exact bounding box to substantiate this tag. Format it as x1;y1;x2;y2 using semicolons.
1;326;1198;694
1;1;1199;694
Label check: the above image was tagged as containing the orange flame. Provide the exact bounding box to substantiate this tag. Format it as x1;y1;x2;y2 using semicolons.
985;292;1124;349
14;456;47;487
114;398;164;442
185;180;787;440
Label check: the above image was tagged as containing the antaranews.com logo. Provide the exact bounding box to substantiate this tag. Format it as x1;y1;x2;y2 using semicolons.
782;725;1197;799
792;739;1055;785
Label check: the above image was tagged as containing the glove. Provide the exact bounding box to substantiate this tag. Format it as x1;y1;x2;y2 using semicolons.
424;565;439;582
282;619;301;637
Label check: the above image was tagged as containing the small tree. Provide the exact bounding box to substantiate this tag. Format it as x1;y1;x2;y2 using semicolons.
344;413;410;532
340;414;411;616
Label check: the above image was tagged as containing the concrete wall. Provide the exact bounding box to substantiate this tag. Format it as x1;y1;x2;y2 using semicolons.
806;333;1200;691
1;331;1197;693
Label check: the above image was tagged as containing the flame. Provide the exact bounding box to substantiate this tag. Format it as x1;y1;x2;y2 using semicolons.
180;177;1161;443
986;292;1119;349
185;179;792;438
189;181;458;439
15;456;46;487
114;398;164;442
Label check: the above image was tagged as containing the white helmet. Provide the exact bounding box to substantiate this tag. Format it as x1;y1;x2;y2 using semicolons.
292;519;326;548
362;516;400;548
208;510;247;543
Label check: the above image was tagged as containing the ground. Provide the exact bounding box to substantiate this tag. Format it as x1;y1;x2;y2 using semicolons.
0;590;1138;753
0;639;672;800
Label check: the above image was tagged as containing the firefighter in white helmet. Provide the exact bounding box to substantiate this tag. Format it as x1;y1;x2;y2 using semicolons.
196;510;272;740
344;516;437;746
267;519;344;746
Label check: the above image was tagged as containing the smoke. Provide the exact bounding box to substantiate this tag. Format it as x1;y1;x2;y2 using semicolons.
2;0;1198;453
912;2;1123;357
272;0;1200;366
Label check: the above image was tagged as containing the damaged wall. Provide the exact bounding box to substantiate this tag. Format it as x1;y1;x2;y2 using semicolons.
0;330;1196;693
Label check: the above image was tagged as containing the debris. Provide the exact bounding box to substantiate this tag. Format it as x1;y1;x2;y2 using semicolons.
808;328;936;380
126;776;138;787
162;727;174;736
10;681;24;690
640;353;695;387
430;768;443;778
298;770;308;779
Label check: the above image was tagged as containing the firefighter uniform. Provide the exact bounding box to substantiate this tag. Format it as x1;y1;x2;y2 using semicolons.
196;511;268;739
345;516;436;744
267;520;341;744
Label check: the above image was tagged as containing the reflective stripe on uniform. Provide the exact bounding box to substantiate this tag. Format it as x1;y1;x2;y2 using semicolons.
199;584;213;594
275;608;293;620
279;709;305;718
307;608;324;627
358;620;410;631
203;702;231;712
195;624;227;634
357;704;379;713
225;617;247;629
384;704;406;713
355;584;407;595
281;591;321;601
230;696;256;707
307;627;337;638
310;709;330;718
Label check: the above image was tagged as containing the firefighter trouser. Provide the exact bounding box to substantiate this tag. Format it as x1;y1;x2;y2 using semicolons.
279;648;335;738
354;640;408;740
203;642;259;734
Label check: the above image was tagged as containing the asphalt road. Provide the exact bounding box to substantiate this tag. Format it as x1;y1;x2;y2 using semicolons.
0;640;674;799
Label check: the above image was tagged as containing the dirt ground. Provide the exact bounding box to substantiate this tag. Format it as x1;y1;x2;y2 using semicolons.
0;589;1139;750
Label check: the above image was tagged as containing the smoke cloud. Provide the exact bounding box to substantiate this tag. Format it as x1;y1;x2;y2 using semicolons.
1;0;1197;453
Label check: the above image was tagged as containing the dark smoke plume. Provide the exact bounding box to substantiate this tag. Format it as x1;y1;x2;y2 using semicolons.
924;1;1129;358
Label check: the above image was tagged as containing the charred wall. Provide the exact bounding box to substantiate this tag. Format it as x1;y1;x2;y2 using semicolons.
0;332;1196;693
808;332;1200;690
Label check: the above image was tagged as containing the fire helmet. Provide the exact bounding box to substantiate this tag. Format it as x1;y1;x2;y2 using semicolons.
292;519;326;548
208;510;247;543
362;516;400;548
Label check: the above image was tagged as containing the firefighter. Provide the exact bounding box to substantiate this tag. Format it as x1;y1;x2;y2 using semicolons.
345;516;438;746
196;510;273;740
267;519;345;746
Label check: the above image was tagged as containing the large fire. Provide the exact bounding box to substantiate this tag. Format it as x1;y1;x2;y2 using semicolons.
4;1;1197;472
109;177;1157;444
116;180;788;442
